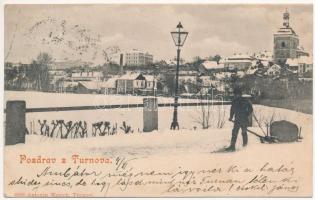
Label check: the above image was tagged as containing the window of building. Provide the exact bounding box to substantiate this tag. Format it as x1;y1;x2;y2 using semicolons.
281;42;286;48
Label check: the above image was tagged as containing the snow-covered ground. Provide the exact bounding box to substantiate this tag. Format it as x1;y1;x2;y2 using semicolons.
4;91;312;156
4;91;313;197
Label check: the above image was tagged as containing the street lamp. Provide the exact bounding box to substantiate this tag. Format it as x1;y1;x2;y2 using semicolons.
170;22;188;130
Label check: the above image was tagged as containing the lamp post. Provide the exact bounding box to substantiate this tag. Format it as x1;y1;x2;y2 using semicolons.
170;22;188;130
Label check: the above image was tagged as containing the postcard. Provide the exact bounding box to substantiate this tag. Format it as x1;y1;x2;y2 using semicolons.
3;3;313;197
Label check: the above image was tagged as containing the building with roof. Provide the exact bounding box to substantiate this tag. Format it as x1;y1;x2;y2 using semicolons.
224;54;255;71
101;78;117;94
116;73;157;94
124;49;153;67
286;56;313;75
109;49;153;67
274;9;309;65
200;61;225;73
265;64;282;77
77;81;102;94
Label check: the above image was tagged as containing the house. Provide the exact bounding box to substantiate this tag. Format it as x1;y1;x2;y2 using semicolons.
265;64;282;77
116;73;139;94
285;58;299;73
77;81;101;94
133;74;157;95
200;61;225;73
101;78;117;94
286;56;313;75
143;75;157;91
298;56;313;75
224;54;255;71
133;74;146;90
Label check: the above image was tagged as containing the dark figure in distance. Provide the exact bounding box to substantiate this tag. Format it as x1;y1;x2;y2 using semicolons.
225;88;253;152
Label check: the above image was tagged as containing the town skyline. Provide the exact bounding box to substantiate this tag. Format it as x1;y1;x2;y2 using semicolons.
5;4;313;64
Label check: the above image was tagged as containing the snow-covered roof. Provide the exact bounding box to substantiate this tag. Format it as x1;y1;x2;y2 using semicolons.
261;60;269;67
143;75;155;82
286;58;298;66
237;71;245;78
225;59;253;63
298;56;313;65
286;56;313;66
214;72;232;79
101;78;117;88
78;81;100;90
246;67;258;75
268;64;282;71
228;54;253;60
166;60;176;65
201;61;224;70
117;73;141;80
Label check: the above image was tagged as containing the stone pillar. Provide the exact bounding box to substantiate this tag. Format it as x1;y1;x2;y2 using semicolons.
143;98;158;132
5;101;26;145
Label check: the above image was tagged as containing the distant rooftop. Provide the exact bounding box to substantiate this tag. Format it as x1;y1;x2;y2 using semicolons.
201;61;224;70
228;54;253;60
286;56;313;66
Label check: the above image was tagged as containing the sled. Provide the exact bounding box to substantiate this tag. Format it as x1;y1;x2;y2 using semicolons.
246;128;278;143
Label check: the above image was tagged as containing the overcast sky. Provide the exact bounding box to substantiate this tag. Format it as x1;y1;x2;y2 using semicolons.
5;4;313;63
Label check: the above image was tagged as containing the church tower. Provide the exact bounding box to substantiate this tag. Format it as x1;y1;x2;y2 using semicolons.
273;9;299;65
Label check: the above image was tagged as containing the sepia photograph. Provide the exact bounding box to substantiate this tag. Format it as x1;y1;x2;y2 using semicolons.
3;2;313;197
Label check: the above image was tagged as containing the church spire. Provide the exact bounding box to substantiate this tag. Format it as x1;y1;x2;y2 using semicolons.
283;8;290;28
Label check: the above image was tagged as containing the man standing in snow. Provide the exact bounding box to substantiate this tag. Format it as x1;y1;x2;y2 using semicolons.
225;88;253;152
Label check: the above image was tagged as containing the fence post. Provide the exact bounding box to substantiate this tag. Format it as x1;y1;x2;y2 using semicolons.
5;101;26;145
143;98;158;132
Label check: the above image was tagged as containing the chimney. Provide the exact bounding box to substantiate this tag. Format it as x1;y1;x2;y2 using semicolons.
119;53;124;75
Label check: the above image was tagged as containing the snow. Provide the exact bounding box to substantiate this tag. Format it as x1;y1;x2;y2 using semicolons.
286;58;299;66
4;98;312;157
201;61;224;70
101;78;117;88
4;91;313;196
286;56;313;68
117;73;141;80
78;81;101;90
4;91;311;142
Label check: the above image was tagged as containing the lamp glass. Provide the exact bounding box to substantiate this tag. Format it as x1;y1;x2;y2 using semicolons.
171;31;188;47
